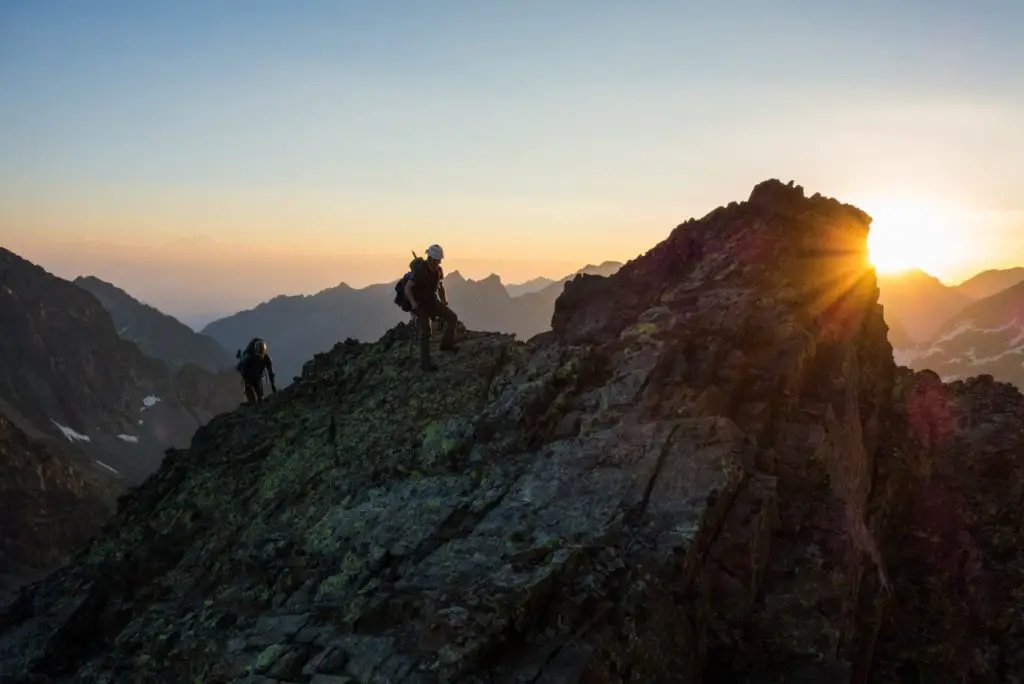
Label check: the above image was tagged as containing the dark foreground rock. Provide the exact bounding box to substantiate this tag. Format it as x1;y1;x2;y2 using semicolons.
2;180;1023;682
870;370;1024;681
0;413;118;596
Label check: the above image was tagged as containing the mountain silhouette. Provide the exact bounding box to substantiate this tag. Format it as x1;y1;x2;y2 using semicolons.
201;261;623;384
503;262;622;297
9;181;1024;680
0;248;241;486
73;275;234;373
504;275;555;297
953;266;1024;301
877;269;971;342
904;277;1024;389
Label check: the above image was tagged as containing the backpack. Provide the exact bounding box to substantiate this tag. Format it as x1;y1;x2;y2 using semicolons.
394;256;427;312
235;337;264;372
394;271;414;311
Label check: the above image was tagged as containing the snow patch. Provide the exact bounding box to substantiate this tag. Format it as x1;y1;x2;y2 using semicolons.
94;460;120;475
931;320;976;347
51;420;90;443
977;318;1019;334
117;434;139;443
141;395;161;410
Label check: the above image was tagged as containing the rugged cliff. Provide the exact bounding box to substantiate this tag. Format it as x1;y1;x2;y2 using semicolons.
2;181;1022;683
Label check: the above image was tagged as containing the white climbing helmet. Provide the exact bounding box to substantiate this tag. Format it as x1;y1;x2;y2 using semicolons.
426;244;444;262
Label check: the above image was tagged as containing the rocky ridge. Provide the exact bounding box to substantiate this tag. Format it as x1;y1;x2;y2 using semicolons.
2;181;1024;682
200;262;623;385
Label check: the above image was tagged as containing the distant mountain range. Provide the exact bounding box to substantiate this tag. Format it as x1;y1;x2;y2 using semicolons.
953;267;1024;301
0;247;247;593
504;276;557;297
201;260;624;383
899;278;1024;387
74;276;234;372
878;266;1024;345
877;270;972;343
0;248;241;485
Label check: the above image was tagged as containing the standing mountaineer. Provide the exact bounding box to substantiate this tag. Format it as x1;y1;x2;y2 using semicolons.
236;337;277;405
396;244;459;371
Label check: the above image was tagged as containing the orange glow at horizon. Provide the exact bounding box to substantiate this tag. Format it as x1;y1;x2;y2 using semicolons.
865;197;970;278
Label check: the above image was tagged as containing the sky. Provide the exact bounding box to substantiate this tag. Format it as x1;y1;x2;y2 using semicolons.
1;0;1022;324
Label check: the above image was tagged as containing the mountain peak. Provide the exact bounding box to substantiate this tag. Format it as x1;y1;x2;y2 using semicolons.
553;178;872;344
0;249;241;485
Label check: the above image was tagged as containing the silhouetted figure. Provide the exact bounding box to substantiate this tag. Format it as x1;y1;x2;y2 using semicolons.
395;244;459;371
235;337;277;405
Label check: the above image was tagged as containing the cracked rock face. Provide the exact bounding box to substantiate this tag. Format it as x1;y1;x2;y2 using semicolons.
2;180;1024;683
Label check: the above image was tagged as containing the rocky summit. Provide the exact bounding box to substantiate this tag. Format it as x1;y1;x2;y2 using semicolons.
3;180;1024;683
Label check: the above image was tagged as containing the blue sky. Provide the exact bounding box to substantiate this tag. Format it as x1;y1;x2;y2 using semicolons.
1;0;1022;318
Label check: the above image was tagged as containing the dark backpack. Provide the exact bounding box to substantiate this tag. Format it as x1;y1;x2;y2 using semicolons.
394;271;414;311
235;337;264;372
394;257;428;312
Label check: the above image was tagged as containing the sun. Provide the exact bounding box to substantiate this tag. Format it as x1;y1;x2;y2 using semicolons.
864;197;963;276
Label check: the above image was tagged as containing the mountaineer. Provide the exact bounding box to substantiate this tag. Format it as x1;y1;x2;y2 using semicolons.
394;244;459;371
235;337;277;405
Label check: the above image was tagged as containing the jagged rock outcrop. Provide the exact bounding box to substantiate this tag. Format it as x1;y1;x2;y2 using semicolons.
0;248;241;484
2;181;1022;683
73;275;234;373
0;413;118;596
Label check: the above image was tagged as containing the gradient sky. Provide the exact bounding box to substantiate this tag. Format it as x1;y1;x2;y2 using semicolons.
2;0;1022;323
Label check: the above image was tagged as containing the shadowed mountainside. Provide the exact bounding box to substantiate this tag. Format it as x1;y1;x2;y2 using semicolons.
901;277;1024;389
0;248;241;485
0;413;118;596
73;275;234;373
4;181;1024;681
